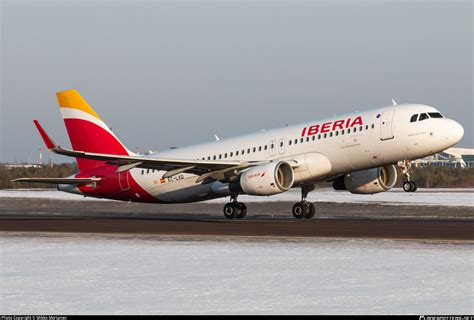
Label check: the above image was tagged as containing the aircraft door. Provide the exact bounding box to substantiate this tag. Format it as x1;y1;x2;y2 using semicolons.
269;139;276;156
118;172;131;191
380;109;395;140
278;138;285;154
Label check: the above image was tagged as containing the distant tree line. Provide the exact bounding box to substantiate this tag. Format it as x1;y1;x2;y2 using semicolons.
402;166;474;188
0;163;473;189
0;163;77;189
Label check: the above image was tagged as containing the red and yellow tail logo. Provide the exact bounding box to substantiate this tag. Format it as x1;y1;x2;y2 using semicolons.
57;89;132;171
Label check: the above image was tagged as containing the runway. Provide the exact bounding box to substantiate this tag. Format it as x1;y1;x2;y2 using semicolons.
1;195;473;240
1;216;473;240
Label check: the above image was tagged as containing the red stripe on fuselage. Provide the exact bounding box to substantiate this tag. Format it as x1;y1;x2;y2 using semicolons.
76;166;158;203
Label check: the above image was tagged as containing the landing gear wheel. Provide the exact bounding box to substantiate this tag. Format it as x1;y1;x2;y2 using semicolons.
292;202;308;219
403;181;418;192
223;202;241;219
403;181;412;192
235;203;247;219
304;202;316;219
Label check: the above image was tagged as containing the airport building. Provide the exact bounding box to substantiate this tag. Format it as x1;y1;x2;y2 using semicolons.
413;147;474;168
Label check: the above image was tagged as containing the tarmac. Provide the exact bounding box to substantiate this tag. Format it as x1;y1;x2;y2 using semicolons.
1;198;473;241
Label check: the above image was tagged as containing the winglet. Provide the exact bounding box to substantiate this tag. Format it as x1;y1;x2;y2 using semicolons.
33;120;57;149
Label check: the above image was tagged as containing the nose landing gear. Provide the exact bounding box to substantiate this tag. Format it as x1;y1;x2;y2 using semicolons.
223;196;247;219
403;180;418;192
292;185;316;219
399;160;418;192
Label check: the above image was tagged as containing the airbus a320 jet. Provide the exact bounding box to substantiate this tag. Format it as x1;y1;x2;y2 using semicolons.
15;90;464;219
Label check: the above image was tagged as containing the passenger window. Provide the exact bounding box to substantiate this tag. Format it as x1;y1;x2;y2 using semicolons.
324;133;327;138
289;140;292;146
335;131;339;136
359;126;363;131
230;152;233;157
329;132;333;137
264;145;267;150
247;148;250;153
258;146;262;152
295;139;298;145
365;125;368;130
371;124;375;129
147;169;150;174
347;128;351;133
318;134;321;139
236;151;239;156
207;156;211;160
410;114;418;122
312;136;316;141
341;130;344;135
300;138;304;143
219;154;222;159
419;113;429;121
253;147;256;152
213;155;216;160
141;170;144;175
271;143;274;149
306;137;309;142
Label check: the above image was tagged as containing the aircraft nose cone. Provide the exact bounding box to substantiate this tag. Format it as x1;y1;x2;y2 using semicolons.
450;120;464;144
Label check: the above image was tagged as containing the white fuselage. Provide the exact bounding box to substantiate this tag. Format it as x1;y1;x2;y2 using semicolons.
130;104;463;203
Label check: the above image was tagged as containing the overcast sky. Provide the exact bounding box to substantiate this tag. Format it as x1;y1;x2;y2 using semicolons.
1;0;472;163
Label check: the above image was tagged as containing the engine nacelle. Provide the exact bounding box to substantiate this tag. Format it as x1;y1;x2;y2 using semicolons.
211;161;294;196
333;165;398;194
240;161;294;195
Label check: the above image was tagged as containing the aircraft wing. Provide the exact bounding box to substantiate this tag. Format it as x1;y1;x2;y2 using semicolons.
33;120;262;181
12;177;101;185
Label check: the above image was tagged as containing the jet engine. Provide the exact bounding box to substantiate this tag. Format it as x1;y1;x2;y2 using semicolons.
211;161;294;196
332;164;398;194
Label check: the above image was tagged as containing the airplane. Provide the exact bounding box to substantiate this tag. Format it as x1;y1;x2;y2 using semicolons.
14;89;464;219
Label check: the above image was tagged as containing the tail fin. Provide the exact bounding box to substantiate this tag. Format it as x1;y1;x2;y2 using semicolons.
56;89;133;171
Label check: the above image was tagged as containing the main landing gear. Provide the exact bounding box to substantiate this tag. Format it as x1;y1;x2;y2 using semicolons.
292;185;316;219
399;160;418;192
223;196;247;219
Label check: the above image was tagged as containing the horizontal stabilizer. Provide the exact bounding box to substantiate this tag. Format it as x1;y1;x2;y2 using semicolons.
12;177;101;185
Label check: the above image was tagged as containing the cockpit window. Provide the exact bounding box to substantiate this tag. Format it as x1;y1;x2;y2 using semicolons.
410;114;418;122
419;113;429;121
428;112;443;118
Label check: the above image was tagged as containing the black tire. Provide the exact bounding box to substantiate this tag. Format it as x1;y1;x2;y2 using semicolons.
304;203;316;219
292;202;307;219
410;181;418;192
235;203;247;219
223;203;240;219
403;181;412;192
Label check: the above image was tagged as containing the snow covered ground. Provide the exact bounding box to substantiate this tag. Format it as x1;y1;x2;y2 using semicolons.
1;188;472;207
0;234;472;314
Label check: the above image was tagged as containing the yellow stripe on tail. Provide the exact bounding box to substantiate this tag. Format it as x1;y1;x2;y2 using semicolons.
56;89;102;121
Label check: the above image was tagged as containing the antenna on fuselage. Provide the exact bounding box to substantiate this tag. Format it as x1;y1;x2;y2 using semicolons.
392;99;398;106
214;134;220;141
